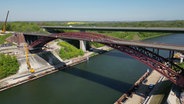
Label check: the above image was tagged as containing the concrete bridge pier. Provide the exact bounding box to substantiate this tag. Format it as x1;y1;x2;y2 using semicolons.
79;30;87;52
180;57;183;63
80;40;86;52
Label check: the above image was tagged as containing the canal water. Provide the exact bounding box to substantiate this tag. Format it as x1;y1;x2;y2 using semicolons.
0;34;184;104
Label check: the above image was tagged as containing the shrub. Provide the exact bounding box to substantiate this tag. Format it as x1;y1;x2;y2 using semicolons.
0;53;19;79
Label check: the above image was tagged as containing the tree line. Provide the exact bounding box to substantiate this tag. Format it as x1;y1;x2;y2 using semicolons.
1;20;184;33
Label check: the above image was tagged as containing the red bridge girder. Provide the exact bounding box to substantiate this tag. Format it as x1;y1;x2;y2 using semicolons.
29;34;56;49
28;32;184;87
29;32;122;48
105;43;184;87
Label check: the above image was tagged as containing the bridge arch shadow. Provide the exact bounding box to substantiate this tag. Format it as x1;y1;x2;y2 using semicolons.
61;67;132;93
37;51;66;68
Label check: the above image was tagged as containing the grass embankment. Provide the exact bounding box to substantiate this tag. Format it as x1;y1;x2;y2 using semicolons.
58;41;84;60
0;34;12;44
0;53;19;79
89;31;166;48
178;63;184;68
105;32;165;40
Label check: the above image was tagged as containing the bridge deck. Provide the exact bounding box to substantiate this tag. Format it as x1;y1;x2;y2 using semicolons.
24;33;184;51
42;26;184;33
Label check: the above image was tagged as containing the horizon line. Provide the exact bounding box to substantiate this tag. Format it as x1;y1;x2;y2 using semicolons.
1;19;184;23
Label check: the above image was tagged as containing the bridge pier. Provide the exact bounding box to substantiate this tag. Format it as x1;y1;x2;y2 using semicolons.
169;50;174;59
80;40;86;52
79;30;87;52
180;57;183;63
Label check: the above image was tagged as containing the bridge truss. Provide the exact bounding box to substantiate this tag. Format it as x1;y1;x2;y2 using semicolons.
106;43;184;87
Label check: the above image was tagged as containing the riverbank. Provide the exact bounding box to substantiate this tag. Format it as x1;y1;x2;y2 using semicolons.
114;71;150;104
114;70;163;104
0;46;111;92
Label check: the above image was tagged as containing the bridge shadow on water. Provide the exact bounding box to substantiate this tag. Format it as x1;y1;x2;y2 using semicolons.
60;66;132;93
61;67;179;103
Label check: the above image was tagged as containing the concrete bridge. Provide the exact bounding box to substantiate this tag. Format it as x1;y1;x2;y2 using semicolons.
6;26;184;88
42;26;184;33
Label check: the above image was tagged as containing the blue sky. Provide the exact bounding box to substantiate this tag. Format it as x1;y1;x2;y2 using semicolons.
1;0;184;21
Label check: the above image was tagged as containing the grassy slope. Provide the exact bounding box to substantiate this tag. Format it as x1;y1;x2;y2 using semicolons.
58;41;84;60
90;31;166;47
0;34;12;44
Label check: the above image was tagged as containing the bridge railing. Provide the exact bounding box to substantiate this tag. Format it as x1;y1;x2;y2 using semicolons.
130;46;184;75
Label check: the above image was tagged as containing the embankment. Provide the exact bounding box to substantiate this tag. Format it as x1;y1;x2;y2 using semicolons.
0;46;111;92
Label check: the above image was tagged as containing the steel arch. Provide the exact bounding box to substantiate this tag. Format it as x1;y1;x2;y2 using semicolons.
29;32;184;87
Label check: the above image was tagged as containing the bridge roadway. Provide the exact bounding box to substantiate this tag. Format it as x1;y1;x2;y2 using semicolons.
24;33;184;51
42;26;184;33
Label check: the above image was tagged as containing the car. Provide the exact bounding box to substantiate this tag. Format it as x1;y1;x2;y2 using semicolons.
148;84;155;89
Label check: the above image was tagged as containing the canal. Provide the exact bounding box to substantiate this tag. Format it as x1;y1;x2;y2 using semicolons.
0;34;184;104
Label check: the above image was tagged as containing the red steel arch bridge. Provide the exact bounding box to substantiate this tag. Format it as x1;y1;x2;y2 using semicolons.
7;27;184;88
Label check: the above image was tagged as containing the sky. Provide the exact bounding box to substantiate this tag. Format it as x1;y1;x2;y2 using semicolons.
1;0;184;21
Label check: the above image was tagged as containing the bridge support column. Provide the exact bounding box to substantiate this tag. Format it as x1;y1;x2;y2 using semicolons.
79;30;87;52
80;40;86;52
180;57;183;63
169;50;174;59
